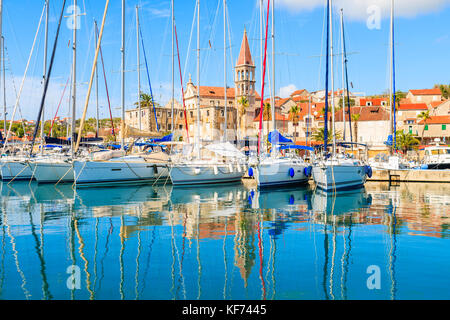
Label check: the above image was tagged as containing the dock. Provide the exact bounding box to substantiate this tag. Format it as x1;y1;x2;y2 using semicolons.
368;169;450;183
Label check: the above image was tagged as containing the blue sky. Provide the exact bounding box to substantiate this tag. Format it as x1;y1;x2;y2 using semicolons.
2;0;450;120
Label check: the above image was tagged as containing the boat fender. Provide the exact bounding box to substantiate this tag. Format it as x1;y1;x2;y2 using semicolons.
289;168;295;178
364;165;373;178
420;164;428;170
213;165;218;175
153;164;158;174
228;163;233;173
289;195;295;205
303;166;313;177
194;168;201;175
248;167;254;177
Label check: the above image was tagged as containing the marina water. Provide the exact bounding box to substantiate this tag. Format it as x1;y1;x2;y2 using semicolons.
0;181;449;300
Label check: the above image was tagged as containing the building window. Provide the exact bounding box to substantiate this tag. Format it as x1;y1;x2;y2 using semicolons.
409;126;413;134
168;124;171;131
190;111;194;117
179;125;183;130
180;112;183;117
168;112;171;117
221;110;224;116
206;110;210;117
210;100;214;106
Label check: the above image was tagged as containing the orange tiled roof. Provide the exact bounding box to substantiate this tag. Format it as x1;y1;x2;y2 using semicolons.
253;112;287;122
398;103;428;111
334;106;390;122
418;115;450;125
360;98;388;106
409;89;441;96
429;100;447;108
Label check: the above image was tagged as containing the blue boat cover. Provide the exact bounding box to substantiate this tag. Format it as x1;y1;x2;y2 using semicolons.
268;130;293;145
384;134;393;146
149;133;173;143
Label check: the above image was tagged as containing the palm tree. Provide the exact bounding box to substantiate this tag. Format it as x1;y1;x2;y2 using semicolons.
237;96;249;137
289;105;300;141
351;113;360;143
396;130;419;154
263;102;271;120
312;127;342;143
417;110;430;144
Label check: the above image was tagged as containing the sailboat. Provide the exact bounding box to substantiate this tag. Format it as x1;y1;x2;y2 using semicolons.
72;1;169;187
368;0;407;171
250;0;312;189
169;0;245;186
311;0;371;192
0;1;50;182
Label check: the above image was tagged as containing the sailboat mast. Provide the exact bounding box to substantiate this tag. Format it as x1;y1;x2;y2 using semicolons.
136;6;141;131
390;0;396;152
71;0;77;157
2;36;5;137
121;0;125;150
95;20;99;137
329;0;336;155
171;0;174;133
223;0;227;142
196;0;200;159
41;0;49;155
271;0;275;135
0;0;4;134
340;8;346;141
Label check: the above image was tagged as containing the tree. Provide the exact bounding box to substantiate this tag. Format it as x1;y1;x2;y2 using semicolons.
263;102;271;120
237;96;249;137
312;127;342;143
289;105;300;141
417;110;430;143
351;113;360;143
396;130;419;154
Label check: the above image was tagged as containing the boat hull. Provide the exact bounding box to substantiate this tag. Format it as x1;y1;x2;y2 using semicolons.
312;164;367;192
425;163;450;170
34;162;74;184
73;160;169;187
0;160;35;181
170;164;244;186
255;161;309;188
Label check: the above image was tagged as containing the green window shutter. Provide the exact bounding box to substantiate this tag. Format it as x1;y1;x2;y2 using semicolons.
443;124;447;130
425;124;429;131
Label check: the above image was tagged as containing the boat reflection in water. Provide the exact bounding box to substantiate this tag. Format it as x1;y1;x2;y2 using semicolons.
0;181;449;300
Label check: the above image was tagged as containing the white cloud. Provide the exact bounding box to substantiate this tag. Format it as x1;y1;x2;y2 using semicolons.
274;0;450;20
278;84;297;98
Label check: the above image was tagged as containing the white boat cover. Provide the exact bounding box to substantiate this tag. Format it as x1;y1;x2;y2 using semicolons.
204;142;245;159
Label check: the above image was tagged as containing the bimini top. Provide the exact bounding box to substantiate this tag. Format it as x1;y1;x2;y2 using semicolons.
268;130;293;145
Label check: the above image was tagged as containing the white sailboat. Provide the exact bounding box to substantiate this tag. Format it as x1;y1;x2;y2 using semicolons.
169;0;245;186
0;1;48;182
250;0;311;189
33;0;76;184
73;0;170;187
312;1;370;192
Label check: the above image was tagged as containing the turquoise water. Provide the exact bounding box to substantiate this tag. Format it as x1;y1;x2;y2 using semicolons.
0;180;449;300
